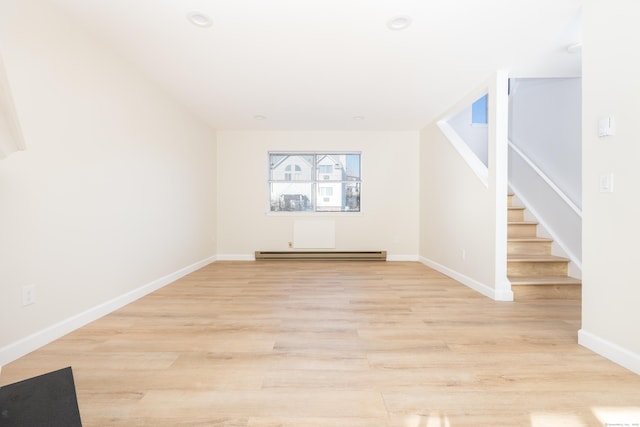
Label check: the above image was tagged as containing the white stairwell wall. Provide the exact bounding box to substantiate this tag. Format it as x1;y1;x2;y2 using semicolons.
508;78;582;275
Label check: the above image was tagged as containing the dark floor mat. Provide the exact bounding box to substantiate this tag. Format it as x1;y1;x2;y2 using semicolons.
0;366;82;427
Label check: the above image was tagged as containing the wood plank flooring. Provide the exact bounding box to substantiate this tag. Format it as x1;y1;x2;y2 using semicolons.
2;261;639;426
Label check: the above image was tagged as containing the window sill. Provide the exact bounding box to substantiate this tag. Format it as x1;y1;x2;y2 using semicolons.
266;211;363;217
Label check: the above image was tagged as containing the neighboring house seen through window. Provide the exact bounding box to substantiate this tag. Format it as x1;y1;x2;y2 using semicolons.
269;152;361;212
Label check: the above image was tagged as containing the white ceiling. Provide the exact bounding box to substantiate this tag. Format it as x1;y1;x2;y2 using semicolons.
48;0;582;131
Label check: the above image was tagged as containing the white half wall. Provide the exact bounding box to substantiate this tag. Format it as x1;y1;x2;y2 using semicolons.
216;131;419;260
0;0;217;364
580;0;640;375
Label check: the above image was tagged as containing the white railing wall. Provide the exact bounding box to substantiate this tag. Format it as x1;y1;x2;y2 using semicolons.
509;78;582;206
509;142;582;271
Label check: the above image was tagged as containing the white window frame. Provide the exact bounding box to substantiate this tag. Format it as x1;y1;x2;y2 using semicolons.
268;151;361;214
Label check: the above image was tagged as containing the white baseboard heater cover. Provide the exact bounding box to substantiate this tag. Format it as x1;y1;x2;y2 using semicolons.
254;251;387;261
293;220;335;249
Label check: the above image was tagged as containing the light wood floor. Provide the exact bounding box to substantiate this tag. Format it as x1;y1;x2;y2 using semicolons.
2;261;639;426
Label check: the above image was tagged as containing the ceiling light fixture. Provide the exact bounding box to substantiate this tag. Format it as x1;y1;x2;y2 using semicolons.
254;115;267;121
387;15;412;31
187;11;213;28
353;116;365;121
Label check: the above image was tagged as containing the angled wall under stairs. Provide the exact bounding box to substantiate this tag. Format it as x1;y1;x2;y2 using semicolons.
507;194;581;300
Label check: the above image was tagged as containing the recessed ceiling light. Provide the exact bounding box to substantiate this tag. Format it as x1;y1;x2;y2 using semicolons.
353;116;365;121
187;11;213;28
387;15;412;31
254;115;267;121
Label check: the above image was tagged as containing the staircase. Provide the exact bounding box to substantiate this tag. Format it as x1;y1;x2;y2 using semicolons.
507;194;581;300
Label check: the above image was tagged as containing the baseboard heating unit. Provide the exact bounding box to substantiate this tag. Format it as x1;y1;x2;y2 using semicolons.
254;251;387;261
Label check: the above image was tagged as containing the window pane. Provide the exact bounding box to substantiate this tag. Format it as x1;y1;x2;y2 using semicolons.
270;182;314;212
316;182;360;212
344;154;361;181
270;154;314;181
316;154;345;181
315;154;361;181
319;186;333;196
345;182;360;211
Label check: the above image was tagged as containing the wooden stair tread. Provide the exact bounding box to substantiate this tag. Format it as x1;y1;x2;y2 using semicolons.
508;237;553;242
509;276;582;285
508;221;538;225
508;254;569;262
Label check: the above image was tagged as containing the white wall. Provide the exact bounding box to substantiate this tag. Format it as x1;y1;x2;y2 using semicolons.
579;0;640;374
216;131;419;260
419;72;511;301
0;54;25;158
509;78;582;208
0;0;217;364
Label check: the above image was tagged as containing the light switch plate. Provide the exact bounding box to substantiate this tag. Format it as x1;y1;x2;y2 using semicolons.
598;116;615;137
600;173;614;192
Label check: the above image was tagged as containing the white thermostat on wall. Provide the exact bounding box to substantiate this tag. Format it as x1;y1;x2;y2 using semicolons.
598;116;615;137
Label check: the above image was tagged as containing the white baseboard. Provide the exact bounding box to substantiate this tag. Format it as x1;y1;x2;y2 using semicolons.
578;329;640;375
0;255;216;366
216;254;255;261
387;254;419;262
419;256;514;301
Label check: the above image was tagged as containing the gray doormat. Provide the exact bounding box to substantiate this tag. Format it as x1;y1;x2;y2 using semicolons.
0;366;82;427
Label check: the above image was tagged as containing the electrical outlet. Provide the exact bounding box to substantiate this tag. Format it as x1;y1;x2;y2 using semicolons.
22;285;36;306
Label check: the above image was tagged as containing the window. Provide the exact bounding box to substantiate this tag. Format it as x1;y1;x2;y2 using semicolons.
269;152;361;212
472;94;488;125
319;187;333;196
284;164;301;181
